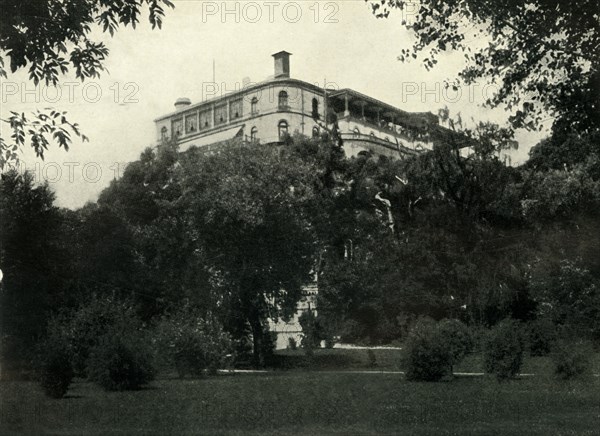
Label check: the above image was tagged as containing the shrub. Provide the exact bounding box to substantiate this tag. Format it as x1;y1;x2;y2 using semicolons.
36;336;73;399
47;296;141;377
154;308;231;377
484;319;524;381
299;309;321;352
527;317;558;356
552;340;592;379
437;319;473;371
87;333;154;391
404;318;452;382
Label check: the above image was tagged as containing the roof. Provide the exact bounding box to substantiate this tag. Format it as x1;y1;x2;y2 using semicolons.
185;124;245;148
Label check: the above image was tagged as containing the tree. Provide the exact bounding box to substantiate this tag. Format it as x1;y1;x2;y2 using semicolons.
0;0;175;168
0;170;63;368
95;141;215;319
530;260;600;343
178;142;319;366
368;1;600;138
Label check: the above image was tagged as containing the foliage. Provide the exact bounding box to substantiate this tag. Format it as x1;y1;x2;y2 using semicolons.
97;141;214;319
483;319;524;380
0;0;174;168
552;340;592;380
299;308;322;353
437;319;474;368
403;318;452;381
154;307;232;377
0;170;66;368
87;333;155;391
178;142;320;366
526;318;558;357
530;260;600;343
1;110;88;170
520;162;600;223
368;1;600;137
36;334;73;399
47;295;142;377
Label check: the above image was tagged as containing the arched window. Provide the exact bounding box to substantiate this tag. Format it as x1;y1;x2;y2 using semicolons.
353;127;360;137
278;120;289;141
369;131;375;139
278;91;288;109
161;126;168;140
251;97;258;115
250;126;258;142
312;126;320;138
312;97;319;119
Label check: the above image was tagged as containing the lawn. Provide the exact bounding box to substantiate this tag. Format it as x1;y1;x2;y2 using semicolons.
270;348;600;375
1;368;599;435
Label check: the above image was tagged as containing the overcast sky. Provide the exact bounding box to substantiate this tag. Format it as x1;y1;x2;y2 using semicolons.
1;0;548;209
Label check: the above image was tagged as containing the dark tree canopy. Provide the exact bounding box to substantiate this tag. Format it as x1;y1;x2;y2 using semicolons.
0;0;174;169
368;1;600;136
0;0;174;84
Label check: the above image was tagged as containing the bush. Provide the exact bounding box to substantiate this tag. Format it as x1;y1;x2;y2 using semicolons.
299;309;321;352
403;318;473;381
47;296;141;377
36;336;73;399
404;318;452;382
552;340;592;379
437;319;473;370
527;317;558;356
154;308;231;377
484;319;524;380
87;333;154;391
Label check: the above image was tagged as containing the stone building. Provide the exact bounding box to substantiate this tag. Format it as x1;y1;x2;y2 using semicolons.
155;51;439;159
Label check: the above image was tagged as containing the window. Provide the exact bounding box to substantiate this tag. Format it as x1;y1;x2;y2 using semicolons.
312;126;320;138
353;127;361;137
230;99;243;120
251;97;258;115
185;113;198;134
214;104;227;125
172;118;183;137
199;109;211;129
278;120;289;141
250;126;258;142
161;126;168;140
312;97;319;119
278;90;288;109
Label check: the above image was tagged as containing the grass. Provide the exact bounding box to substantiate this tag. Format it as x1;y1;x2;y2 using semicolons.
1;362;599;435
271;348;600;375
1;349;599;434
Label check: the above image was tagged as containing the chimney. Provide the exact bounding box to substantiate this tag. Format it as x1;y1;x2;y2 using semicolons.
174;97;191;110
272;51;291;78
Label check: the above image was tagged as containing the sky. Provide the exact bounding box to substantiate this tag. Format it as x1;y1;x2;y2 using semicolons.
1;0;548;209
